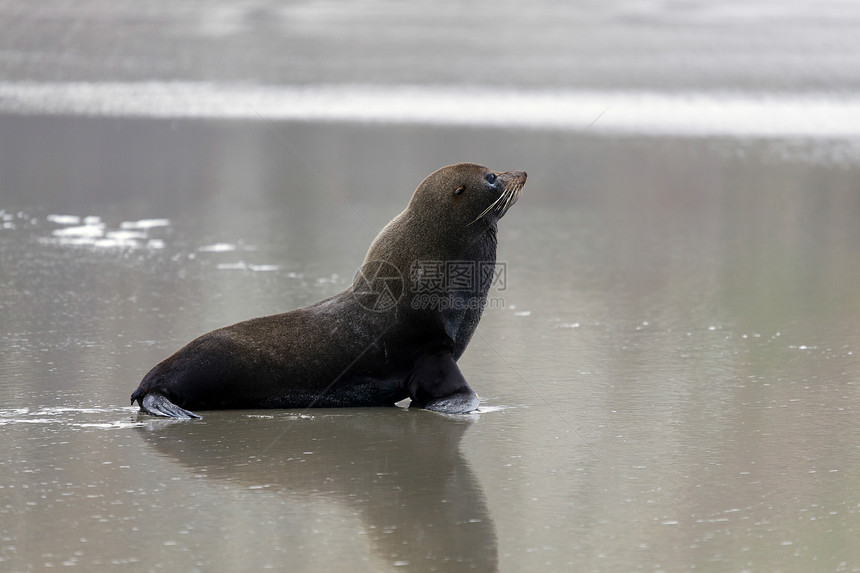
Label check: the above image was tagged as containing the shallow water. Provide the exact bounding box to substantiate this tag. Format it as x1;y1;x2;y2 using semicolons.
2;116;860;572
3;1;860;571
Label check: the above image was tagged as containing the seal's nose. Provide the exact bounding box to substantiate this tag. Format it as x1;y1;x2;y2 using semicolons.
502;170;527;184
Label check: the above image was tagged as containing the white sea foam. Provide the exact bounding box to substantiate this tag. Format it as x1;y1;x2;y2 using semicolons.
199;243;238;252
106;230;147;241
52;223;106;238
1;81;860;139
120;218;170;230
76;421;146;429
474;405;508;414
216;261;280;272
0;406;141;428
40;215;170;250
47;214;82;225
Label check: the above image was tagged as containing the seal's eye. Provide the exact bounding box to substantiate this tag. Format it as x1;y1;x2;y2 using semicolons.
453;185;466;195
485;172;497;185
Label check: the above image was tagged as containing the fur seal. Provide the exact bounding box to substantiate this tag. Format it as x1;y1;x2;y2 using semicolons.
130;163;526;418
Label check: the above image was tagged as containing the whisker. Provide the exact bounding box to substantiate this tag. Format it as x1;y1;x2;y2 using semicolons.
498;183;520;218
503;187;513;207
465;179;524;226
498;190;511;217
466;192;506;226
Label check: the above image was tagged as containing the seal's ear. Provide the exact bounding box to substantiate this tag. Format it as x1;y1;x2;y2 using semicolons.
453;185;466;195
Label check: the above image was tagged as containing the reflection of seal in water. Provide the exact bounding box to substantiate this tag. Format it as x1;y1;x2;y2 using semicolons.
130;163;526;418
135;410;497;571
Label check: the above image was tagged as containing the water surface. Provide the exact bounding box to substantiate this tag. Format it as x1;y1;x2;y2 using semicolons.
3;117;860;571
2;1;860;571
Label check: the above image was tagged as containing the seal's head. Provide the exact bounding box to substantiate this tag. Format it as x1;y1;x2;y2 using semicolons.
360;163;527;293
407;163;527;230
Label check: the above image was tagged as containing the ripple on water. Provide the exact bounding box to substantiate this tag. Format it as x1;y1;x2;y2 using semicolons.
474;405;509;414
0;406;144;429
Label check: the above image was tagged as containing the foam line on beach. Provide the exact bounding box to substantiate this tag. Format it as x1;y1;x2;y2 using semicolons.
2;81;860;139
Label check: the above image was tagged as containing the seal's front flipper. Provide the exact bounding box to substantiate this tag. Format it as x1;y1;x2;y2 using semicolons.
132;391;201;419
408;352;480;414
422;391;480;414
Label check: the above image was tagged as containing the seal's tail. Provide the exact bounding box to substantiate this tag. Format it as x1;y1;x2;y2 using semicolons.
131;390;201;419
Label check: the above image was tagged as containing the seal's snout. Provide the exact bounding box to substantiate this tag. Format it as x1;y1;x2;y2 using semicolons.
493;170;526;220
499;171;527;195
466;167;528;226
505;170;527;182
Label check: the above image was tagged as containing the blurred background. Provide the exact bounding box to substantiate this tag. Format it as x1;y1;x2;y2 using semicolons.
2;1;860;572
3;0;860;89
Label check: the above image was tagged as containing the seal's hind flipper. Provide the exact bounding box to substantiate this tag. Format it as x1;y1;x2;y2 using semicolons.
408;352;480;414
137;393;201;419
